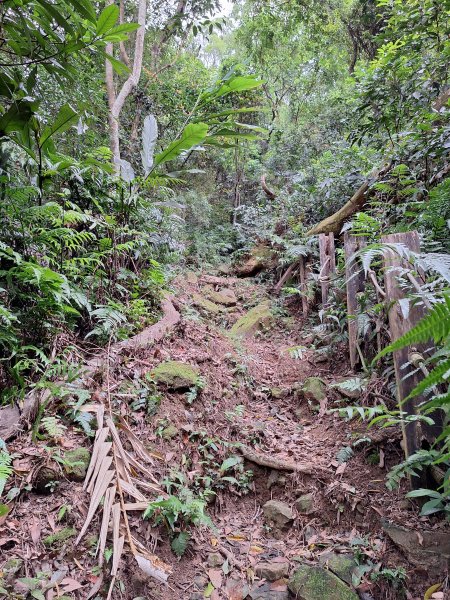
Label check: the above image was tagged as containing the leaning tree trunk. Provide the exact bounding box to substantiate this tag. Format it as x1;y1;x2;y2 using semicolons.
105;0;147;169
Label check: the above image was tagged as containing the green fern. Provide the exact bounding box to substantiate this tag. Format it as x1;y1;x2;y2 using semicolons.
40;416;67;439
375;295;450;358
0;441;13;497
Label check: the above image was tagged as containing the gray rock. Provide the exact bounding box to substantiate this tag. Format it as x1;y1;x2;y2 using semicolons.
193;575;208;590
207;552;223;567
299;377;326;403
246;581;289;599
263;500;294;529
288;564;359;600
382;520;450;572
255;560;289;581
295;493;315;515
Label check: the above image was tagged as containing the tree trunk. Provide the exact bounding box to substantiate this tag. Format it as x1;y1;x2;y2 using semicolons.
106;0;147;169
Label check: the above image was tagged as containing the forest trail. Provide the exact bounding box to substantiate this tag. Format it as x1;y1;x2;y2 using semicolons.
3;269;446;600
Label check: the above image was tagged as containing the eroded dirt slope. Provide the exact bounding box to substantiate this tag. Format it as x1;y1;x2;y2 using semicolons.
1;272;448;600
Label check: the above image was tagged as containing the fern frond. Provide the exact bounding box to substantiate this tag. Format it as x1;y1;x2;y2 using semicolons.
41;416;67;439
375;295;450;360
0;448;13;496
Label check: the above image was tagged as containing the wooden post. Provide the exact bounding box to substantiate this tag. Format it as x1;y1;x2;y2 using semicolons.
299;257;308;317
382;231;442;488
318;233;336;305
344;234;366;370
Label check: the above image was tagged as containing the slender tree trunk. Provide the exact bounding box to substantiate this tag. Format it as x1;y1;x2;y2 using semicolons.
105;0;147;169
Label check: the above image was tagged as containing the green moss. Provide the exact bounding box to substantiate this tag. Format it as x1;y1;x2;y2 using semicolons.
43;527;76;547
151;361;200;390
63;447;90;482
288;565;358;600
230;301;272;338
192;293;221;314
300;377;326;402
162;424;179;440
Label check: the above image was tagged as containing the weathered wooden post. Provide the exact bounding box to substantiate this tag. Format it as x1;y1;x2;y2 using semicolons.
344;234;366;370
318;233;336;305
382;231;442;488
299;257;309;317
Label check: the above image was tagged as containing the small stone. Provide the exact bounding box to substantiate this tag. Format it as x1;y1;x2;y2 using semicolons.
151;361;200;391
267;470;280;489
270;388;288;399
207;552;223;568
303;526;318;543
288;564;359;600
193;575;208;590
162;424;179;440
33;463;60;494
63;447;90;482
299;377;326;403
263;500;294;529
295;493;315;515
255;560;289;581
247;581;289;599
43;527;76;547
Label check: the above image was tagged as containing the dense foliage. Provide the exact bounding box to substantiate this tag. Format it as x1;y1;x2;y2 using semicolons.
0;0;449;519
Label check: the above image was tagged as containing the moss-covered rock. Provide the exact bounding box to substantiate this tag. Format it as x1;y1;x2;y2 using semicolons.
295;492;315;515
186;271;198;284
207;289;237;306
192;293;221;314
63;447;90;482
43;527;76;547
318;553;357;586
235;243;275;277
288;565;358;600
151;361;200;391
299;377;326;403
162;424;179;440
230;302;272;338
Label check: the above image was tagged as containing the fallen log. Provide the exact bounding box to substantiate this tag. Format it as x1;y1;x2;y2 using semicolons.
261;174;276;200
274;260;300;295
307;90;450;237
306;163;390;236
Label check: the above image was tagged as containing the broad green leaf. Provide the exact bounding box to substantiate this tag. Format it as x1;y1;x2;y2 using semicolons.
39;104;78;152
0;101;36;137
220;456;242;473
104;52;131;76
153;123;208;168
96;4;119;35
0;504;10;517
66;0;96;21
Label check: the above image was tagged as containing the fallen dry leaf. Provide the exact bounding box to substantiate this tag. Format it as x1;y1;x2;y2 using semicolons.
208;568;222;589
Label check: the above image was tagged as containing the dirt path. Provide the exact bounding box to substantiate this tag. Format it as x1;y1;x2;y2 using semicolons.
1;271;447;600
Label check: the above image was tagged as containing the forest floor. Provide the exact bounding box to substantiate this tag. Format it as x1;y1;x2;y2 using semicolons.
1;270;449;600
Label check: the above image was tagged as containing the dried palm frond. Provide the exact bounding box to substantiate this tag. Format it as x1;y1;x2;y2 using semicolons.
76;403;171;598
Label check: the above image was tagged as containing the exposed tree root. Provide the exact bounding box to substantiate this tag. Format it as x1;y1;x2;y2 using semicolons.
239;444;327;476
